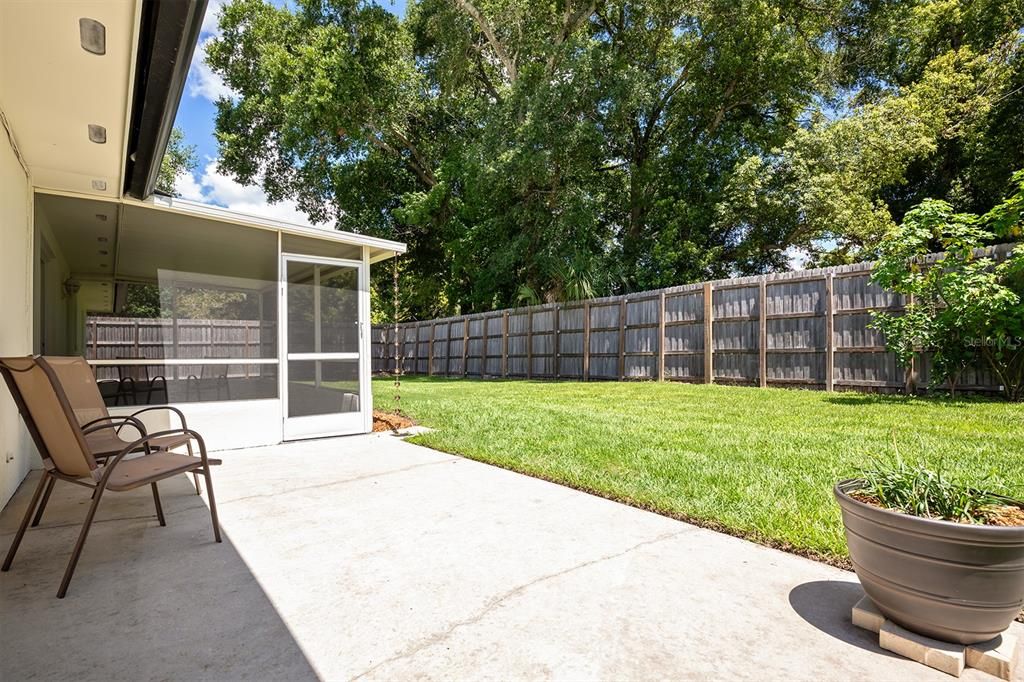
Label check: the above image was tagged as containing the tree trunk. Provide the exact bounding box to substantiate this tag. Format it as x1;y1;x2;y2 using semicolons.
625;149;648;276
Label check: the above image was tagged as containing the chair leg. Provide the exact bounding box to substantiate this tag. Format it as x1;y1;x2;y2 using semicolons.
187;441;201;495
2;471;50;572
56;483;108;598
151;482;166;526
201;465;222;544
30;475;57;527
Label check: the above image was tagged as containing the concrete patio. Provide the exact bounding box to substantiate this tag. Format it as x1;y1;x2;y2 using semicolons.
0;433;999;681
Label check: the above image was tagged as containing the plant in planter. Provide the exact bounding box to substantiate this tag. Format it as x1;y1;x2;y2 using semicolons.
835;460;1024;644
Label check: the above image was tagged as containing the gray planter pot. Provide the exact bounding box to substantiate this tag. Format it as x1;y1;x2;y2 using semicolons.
835;479;1024;644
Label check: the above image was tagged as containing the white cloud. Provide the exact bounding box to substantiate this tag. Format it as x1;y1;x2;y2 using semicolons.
201;0;228;36
188;37;236;102
173;168;206;202
174;161;326;227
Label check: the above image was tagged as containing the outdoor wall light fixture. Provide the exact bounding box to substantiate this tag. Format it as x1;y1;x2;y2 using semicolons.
88;124;107;144
62;278;81;297
91;179;107;191
79;18;106;55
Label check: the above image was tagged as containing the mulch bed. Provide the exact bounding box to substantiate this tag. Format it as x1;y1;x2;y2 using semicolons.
372;410;416;433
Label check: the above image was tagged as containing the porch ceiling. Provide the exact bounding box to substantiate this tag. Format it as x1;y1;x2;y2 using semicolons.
117;202;280;283
35;194;119;279
0;1;138;199
36;192;405;291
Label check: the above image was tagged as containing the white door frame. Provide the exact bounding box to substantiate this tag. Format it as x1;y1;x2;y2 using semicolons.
280;251;370;439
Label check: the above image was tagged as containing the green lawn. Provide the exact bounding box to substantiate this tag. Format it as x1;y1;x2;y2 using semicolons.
373;377;1024;563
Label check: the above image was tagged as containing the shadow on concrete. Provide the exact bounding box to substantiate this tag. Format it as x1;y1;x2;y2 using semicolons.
0;471;318;681
788;580;897;657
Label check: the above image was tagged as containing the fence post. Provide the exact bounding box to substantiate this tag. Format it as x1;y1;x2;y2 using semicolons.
502;311;509;378
553;305;560;379
657;291;666;381
428;323;434;376
172;317;179;362
481;315;489;378
417;322;424;375
462;318;469;377
583;301;591;381
526;308;533;380
759;278;767;388
703;282;714;384
618;298;627;380
444;319;452;374
825;273;834;392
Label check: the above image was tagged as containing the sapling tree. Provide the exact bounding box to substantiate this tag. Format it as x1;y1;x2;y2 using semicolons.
871;171;1024;401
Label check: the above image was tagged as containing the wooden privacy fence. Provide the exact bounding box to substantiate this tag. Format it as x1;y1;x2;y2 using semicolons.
372;248;1014;394
85;317;275;379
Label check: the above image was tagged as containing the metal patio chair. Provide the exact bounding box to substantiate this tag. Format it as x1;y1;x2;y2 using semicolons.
42;356;209;506
113;358;168;405
0;356;221;598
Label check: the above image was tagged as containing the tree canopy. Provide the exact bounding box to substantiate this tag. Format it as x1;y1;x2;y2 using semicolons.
206;0;1024;318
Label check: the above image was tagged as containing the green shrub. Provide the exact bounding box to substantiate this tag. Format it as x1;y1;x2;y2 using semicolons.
870;170;1024;401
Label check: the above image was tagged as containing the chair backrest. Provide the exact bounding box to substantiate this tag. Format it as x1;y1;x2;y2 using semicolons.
41;356;111;425
0;357;97;478
115;358;151;382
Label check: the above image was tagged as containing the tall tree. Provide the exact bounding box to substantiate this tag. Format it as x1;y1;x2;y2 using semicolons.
719;0;1024;266
207;0;1022;316
209;0;837;315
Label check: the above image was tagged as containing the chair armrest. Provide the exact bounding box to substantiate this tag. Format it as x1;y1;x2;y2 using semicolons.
99;428;213;486
81;416;147;439
126;405;188;430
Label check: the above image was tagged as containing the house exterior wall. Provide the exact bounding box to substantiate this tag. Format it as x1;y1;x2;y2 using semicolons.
33;205;73;356
0;120;35;510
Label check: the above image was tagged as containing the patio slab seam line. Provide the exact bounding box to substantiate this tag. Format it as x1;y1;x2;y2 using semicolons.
218;457;462;506
349;527;695;681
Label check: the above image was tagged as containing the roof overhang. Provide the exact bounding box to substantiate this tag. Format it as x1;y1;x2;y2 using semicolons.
7;1;409;263
0;0;207;202
123;0;207;199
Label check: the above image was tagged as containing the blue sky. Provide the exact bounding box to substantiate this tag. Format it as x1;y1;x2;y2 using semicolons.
171;0;406;222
